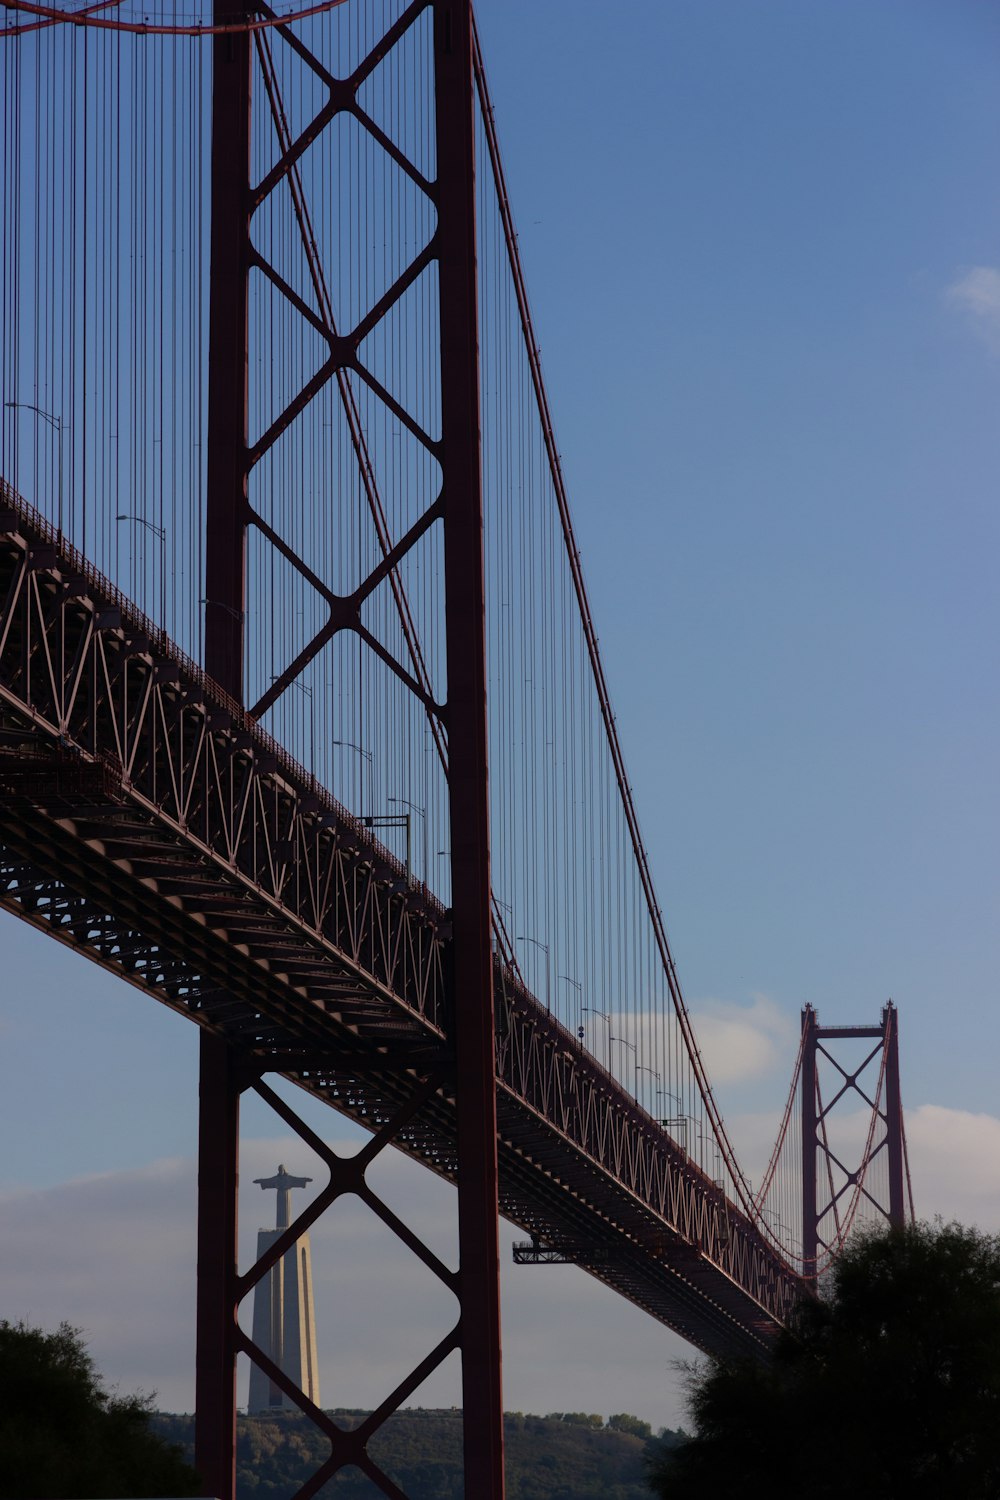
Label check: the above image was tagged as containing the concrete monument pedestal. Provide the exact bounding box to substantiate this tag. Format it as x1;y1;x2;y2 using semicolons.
247;1164;321;1412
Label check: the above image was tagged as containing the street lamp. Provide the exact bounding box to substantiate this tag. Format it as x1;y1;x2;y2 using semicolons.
389;796;427;884
118;514;167;625
117;512;165;541
582;1005;610;1025
201;597;245;623
610;1035;638;1096
582;1006;611;1066
559;974;582;1034
635;1064;660;1108
331;738;373;809
273;677;315;770
517;933;551;1012
332;738;372;764
7;401;65;536
610;1035;636;1057
656;1086;685;1132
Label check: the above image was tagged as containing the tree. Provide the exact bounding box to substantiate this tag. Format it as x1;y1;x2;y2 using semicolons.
647;1220;1000;1500
608;1413;652;1440
0;1320;201;1498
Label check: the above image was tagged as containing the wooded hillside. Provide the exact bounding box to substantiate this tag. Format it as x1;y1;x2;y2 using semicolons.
153;1408;685;1499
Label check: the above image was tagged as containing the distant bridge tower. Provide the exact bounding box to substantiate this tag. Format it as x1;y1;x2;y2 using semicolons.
248;1166;321;1413
801;1003;910;1282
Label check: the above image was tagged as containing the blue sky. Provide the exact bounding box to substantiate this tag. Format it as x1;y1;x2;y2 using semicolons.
476;0;1000;1111
1;0;998;1432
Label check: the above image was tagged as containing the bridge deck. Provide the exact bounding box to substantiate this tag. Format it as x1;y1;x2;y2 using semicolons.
0;483;803;1357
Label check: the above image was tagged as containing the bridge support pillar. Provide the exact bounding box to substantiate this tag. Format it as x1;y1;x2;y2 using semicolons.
801;1006;818;1281
883;1003;905;1230
801;1002;909;1284
435;2;506;1494
205;0;250;702
194;1031;241;1500
196;0;506;1489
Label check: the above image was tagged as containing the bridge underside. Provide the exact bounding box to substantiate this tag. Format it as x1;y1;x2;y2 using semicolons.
0;490;801;1367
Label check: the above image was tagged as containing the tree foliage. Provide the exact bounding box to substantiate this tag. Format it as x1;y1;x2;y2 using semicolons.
0;1320;200;1499
608;1413;652;1440
544;1411;605;1429
647;1220;1000;1499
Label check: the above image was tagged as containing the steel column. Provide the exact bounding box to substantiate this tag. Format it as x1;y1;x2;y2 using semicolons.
204;4;251;703
199;15;251;1495
800;1005;818;1283
194;1031;241;1500
883;1003;905;1230
434;2;505;1494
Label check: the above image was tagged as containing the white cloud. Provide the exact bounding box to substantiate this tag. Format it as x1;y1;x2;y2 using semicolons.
578;994;796;1107
905;1104;1000;1232
946;266;1000;353
687;993;795;1086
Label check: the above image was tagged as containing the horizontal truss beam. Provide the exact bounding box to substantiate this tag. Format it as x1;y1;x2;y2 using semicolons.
0;491;802;1356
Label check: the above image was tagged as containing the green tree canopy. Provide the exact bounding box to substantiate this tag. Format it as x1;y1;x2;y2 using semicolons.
0;1320;201;1499
647;1220;1000;1500
608;1413;652;1440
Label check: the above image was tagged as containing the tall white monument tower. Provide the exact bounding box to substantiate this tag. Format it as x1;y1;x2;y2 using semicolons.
248;1164;321;1412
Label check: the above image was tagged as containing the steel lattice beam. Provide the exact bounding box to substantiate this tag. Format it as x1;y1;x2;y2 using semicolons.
0;481;806;1496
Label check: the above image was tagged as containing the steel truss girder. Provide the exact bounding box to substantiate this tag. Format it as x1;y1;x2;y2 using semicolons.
0;787;800;1353
495;974;800;1346
0;491;803;1446
0;845;797;1364
0;501;448;1050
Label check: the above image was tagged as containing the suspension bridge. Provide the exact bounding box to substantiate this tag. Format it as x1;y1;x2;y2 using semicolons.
0;2;912;1495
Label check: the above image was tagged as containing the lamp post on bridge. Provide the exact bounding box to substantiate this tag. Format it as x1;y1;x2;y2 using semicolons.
332;738;373;811
582;1006;611;1068
272;677;315;774
610;1035;638;1098
6;400;65;537
517;933;550;1012
389;795;427;886
118;513;167;629
693;1122;723;1182
117;512;165;541
201;597;244;623
635;1064;660;1110
559;974;582;1039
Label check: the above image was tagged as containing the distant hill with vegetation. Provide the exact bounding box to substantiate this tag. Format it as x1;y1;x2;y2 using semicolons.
153;1408;686;1499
